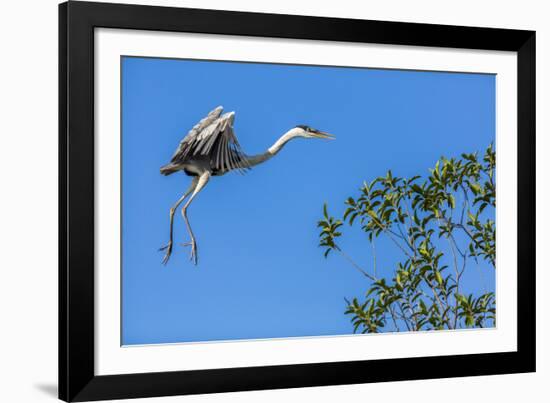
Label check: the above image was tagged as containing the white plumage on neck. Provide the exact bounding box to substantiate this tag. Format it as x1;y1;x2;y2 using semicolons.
244;127;304;168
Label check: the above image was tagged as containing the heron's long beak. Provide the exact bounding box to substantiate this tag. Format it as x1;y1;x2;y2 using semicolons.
313;130;335;140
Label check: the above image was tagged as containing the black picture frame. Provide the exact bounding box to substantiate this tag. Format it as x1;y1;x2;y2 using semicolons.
59;1;536;401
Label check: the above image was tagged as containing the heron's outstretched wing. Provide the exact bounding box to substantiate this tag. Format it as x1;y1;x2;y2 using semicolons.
208;112;250;174
170;106;224;163
171;107;249;174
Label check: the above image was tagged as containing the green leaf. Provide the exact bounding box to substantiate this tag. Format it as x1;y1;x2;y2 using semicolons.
396;272;402;289
469;182;482;195
419;299;427;313
448;194;455;209
435;270;443;286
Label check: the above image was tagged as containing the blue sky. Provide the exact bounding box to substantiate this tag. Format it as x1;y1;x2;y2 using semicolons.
121;56;495;345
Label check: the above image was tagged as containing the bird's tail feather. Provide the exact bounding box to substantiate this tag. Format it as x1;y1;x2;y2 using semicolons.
160;163;179;176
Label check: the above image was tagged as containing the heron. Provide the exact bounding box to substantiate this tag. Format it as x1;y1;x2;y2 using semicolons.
159;106;335;265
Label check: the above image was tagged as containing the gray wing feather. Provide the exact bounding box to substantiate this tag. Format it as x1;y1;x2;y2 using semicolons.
192;122;220;156
207;112;249;174
222;135;230;172
169;107;250;174
215;135;224;171
170;106;223;163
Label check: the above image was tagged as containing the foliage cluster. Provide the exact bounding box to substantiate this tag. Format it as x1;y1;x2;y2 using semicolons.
318;145;496;332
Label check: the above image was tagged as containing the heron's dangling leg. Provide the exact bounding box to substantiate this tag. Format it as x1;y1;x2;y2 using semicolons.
181;172;210;265
160;176;199;265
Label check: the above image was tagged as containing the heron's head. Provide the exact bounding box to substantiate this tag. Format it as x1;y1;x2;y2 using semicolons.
294;125;335;140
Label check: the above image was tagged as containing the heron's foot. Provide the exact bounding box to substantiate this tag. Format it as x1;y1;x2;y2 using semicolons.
181;240;198;265
159;241;173;265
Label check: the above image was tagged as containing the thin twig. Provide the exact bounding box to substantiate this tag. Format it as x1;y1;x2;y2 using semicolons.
335;246;377;282
371;240;377;278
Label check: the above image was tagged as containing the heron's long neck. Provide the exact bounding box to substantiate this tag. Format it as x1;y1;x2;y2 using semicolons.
243;130;297;168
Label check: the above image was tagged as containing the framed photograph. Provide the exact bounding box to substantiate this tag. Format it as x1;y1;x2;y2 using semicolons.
59;1;535;401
